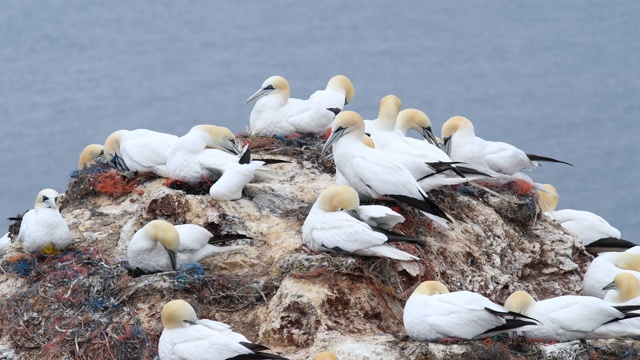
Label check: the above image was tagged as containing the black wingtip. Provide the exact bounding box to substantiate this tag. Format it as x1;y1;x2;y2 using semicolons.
208;234;253;244
239;147;252;165
585;237;637;250
526;154;573;166
455;166;492;178
373;227;426;247
253;158;291;165
326;107;341;116
482;319;539;335
386;194;452;223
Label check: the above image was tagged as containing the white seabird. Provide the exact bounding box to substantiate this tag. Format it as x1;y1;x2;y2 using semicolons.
302;185;424;260
403;281;539;341
395;108;438;145
603;272;640;305
322;111;451;227
127;220;245;273
77;144;105;169
246;75;337;136
441;116;571;177
157;125;279;200
537;184;634;254
159;299;289;360
104;129;178;174
17;188;72;254
307;75;355;113
504;290;640;340
583;251;640;298
363;94;404;138
373;108;490;184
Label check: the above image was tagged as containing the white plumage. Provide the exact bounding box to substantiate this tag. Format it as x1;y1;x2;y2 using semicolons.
403;281;538;341
582;251;640;298
157;125;275;200
104;129;178;174
322;111;451;227
302;185;421;261
538;184;633;254
247;75;337;136
306;75;355;112
363;94;404;138
127;220;244;273
441;116;569;177
17;188;72;254
504;290;640;340
159;299;288;360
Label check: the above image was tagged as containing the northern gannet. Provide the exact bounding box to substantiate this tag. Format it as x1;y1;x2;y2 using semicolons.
103;129;178;174
159;299;289;360
322;111;451;227
247;75;337;136
17;188;72;254
538;184;634;254
127;220;245;273
504;290;640;340
77;144;105;169
302;185;424;260
307;75;355;113
441;116;571;177
403;281;539;341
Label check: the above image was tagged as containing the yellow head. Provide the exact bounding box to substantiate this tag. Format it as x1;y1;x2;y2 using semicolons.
161;299;198;329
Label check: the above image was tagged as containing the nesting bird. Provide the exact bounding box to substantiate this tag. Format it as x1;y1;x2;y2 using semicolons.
17;188;72;254
246;75;338;136
583;251;640;298
503;290;640;340
127;220;245;273
603;272;640;305
395;108;438;145
538;184;634;254
322;111;451;227
306;74;355;113
159;299;289;360
155;125;275;200
363;94;404;138
403;281;539;341
441;116;571;177
103;129;178;174
77;144;105;169
302;185;424;260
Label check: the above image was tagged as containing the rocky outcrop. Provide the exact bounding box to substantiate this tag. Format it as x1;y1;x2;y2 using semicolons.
0;136;637;359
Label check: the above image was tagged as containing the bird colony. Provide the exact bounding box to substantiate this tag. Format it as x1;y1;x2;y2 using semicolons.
0;74;639;359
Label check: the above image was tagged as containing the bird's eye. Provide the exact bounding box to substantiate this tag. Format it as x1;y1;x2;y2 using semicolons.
264;85;275;90
42;195;49;202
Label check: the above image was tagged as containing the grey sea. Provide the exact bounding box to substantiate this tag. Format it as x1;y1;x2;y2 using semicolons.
0;1;638;242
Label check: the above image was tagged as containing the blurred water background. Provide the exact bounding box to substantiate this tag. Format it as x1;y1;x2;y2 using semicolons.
0;1;638;242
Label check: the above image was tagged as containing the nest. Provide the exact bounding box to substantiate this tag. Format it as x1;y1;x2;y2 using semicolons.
0;247;281;360
65;165;155;205
238;133;335;175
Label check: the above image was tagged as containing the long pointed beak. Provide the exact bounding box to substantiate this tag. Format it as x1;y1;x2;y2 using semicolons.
602;281;617;291
96;151;109;165
422;126;438;146
112;154;130;172
246;88;273;103
226;139;241;155
44;198;57;209
165;247;178;271
321;128;345;155
443;136;452;155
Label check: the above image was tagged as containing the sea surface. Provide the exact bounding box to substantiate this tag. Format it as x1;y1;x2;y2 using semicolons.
0;1;638;242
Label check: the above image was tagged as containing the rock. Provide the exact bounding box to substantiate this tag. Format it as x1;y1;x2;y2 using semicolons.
0;136;637;359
